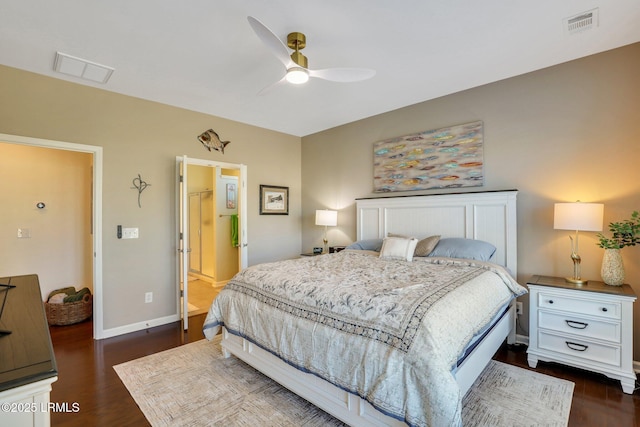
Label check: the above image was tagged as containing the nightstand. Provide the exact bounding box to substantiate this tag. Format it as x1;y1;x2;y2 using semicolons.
527;275;637;394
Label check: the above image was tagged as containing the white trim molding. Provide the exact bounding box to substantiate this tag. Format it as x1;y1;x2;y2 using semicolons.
100;314;180;339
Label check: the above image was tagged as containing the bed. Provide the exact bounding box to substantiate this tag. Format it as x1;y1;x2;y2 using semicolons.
203;190;525;427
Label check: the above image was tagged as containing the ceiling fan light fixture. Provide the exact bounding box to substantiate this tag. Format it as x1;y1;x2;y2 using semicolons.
248;16;374;93
285;67;309;84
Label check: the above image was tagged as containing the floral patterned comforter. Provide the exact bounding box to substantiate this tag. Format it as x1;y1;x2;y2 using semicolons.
203;250;526;427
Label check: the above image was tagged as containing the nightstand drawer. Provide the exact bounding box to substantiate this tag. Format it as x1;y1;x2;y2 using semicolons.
538;311;621;343
538;292;620;320
538;331;621;367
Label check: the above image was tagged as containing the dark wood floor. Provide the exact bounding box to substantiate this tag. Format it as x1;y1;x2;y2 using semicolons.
49;315;206;427
494;343;640;427
48;315;639;426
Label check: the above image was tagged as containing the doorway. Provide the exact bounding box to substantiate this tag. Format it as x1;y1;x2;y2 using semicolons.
0;133;103;338
188;190;214;280
176;156;247;330
186;189;215;317
185;166;239;316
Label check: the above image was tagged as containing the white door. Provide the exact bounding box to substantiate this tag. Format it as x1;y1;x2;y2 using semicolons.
176;155;248;330
178;156;190;329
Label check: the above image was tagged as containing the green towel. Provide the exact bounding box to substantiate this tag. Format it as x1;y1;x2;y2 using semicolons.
230;214;239;247
63;287;92;303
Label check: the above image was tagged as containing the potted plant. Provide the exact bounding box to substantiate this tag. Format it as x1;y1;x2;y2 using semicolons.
596;211;639;285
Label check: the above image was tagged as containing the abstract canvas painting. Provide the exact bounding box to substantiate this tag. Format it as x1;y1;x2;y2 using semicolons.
373;121;484;192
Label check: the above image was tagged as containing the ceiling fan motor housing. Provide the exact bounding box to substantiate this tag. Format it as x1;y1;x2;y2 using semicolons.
287;32;306;49
287;32;308;68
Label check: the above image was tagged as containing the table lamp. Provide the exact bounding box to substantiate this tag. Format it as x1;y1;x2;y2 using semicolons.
554;202;604;284
315;210;337;254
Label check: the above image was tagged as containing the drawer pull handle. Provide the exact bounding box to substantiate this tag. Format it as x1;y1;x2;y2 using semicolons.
566;341;588;352
548;300;554;304
565;320;588;329
601;307;608;312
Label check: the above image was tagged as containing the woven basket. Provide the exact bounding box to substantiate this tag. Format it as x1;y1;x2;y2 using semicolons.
45;293;93;326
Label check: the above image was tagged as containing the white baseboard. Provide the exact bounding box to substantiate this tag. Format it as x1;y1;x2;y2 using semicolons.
213;280;229;289
515;334;529;346
97;314;180;339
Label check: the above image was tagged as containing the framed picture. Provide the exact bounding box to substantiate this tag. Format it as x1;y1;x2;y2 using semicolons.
226;183;236;209
259;185;289;215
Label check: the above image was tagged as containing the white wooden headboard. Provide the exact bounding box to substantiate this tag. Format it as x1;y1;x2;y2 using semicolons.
356;190;518;275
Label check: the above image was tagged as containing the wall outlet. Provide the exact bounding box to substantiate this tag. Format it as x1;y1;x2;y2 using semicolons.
516;301;523;315
145;292;153;303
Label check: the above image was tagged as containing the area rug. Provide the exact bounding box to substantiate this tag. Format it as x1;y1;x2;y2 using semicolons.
114;336;574;427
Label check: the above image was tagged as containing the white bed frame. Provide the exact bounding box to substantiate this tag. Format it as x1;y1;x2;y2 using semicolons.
221;190;519;426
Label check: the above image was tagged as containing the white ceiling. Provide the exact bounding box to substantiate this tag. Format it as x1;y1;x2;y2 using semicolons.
1;1;639;137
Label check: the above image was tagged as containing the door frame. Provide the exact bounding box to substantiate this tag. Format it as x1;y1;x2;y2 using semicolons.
0;133;104;339
175;156;247;330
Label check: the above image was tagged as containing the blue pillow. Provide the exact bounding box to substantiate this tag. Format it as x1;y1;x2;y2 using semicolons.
427;238;496;261
345;238;384;252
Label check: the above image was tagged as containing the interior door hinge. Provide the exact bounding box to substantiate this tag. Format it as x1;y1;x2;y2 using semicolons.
180;290;184;297
179;232;183;240
179;175;184;183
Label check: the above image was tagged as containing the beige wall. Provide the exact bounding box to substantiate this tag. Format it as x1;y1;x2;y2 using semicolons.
0;65;301;332
2;40;639;358
301;43;640;358
0;142;93;297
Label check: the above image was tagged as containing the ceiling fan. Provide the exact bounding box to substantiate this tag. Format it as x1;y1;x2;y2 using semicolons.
247;16;376;93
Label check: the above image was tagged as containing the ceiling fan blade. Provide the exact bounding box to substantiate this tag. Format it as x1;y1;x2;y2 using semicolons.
247;16;294;69
257;75;287;96
308;68;376;83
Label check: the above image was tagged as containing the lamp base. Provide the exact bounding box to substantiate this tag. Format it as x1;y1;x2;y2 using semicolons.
565;277;588;285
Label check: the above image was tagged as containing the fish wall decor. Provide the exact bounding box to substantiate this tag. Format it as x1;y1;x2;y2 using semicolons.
197;129;231;154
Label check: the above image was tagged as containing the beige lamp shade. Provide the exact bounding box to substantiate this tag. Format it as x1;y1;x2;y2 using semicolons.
554;202;603;232
315;210;337;227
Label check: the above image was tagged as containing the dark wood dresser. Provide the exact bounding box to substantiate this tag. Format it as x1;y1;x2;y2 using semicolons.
0;274;58;427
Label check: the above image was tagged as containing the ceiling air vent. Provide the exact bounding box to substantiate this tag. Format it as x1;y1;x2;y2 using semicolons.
565;8;599;35
53;52;114;84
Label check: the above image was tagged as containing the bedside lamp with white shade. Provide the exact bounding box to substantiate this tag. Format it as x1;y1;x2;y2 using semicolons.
315;209;337;254
554;202;604;284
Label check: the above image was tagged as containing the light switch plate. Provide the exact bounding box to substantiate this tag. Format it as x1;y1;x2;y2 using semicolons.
122;227;139;239
17;228;31;238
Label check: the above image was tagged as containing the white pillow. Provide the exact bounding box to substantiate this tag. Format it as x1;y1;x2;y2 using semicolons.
379;237;419;261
